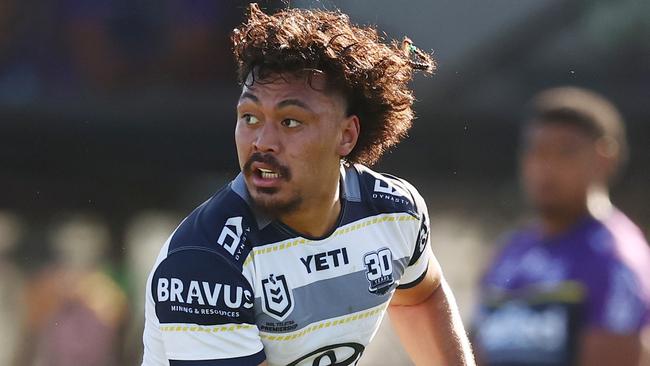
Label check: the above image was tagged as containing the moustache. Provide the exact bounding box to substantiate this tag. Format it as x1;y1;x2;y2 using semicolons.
243;152;291;180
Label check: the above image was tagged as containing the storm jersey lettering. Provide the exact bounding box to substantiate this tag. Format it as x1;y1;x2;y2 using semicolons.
142;164;432;366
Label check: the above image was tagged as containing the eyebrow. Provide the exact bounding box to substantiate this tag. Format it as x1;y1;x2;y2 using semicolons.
277;99;314;113
238;92;314;113
239;91;259;103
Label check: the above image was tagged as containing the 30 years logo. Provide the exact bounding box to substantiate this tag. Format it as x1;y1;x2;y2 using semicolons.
363;248;395;295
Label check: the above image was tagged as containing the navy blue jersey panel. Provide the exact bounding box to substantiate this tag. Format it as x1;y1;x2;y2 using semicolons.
250;222;297;247
246;165;422;245
169;166;422;251
152;249;255;326
354;165;418;219
169;185;257;269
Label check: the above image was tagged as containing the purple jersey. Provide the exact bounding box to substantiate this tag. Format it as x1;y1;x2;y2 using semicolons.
474;208;650;366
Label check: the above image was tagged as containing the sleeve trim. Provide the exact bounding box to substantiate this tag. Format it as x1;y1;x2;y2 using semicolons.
397;266;428;290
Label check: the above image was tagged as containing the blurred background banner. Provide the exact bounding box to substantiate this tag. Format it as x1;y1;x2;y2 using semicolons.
0;1;648;365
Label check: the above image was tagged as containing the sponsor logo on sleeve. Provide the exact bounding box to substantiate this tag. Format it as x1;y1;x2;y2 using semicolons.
372;179;412;205
217;216;250;260
363;248;395;295
261;274;294;321
373;179;404;197
156;277;253;318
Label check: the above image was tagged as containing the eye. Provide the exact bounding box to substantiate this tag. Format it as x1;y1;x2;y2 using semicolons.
281;118;302;128
241;114;260;125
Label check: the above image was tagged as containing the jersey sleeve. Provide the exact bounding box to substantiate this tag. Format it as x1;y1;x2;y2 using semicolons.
584;257;649;334
142;247;265;365
397;185;432;289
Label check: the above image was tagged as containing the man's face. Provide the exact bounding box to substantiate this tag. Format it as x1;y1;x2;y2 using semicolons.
520;123;605;216
235;72;354;217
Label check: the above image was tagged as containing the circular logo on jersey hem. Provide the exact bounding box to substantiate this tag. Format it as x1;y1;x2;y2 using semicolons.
287;342;365;366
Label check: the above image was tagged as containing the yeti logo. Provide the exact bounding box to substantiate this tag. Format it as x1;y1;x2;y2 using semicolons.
364;248;395;295
217;216;243;256
261;274;294;321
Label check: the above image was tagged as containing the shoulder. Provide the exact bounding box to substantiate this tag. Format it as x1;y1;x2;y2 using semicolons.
492;224;542;258
151;226;256;326
350;165;433;270
588;210;649;258
498;228;537;256
585;210;650;287
580;210;650;331
349;164;423;217
481;227;537;286
168;176;259;270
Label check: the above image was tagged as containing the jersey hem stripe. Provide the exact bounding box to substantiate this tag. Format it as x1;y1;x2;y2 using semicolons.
159;323;256;333
259;303;388;342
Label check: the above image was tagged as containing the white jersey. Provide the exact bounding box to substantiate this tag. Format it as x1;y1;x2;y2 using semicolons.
142;164;432;366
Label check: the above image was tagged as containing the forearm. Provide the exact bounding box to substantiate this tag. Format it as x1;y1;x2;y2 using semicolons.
389;278;475;366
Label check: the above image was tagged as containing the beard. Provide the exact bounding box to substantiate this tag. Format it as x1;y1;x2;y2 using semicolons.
249;187;303;219
243;152;303;219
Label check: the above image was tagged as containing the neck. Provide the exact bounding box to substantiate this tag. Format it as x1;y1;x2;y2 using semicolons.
539;207;587;237
538;185;612;236
280;173;342;238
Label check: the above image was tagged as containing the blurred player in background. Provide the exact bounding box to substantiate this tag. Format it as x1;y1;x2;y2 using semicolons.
473;87;650;365
15;214;127;366
142;3;475;366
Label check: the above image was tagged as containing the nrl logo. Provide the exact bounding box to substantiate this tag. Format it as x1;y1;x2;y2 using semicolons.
261;274;294;321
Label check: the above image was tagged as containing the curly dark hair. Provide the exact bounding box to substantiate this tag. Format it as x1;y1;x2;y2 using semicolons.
231;3;435;166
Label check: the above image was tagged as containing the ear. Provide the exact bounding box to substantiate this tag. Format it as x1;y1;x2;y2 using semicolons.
595;136;619;181
337;115;360;157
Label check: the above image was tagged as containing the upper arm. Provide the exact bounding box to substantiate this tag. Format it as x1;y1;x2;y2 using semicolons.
391;258;442;306
584;260;648;334
143;248;265;365
578;258;649;365
391;186;443;306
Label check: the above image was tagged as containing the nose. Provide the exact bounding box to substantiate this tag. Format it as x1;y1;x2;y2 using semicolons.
252;120;280;153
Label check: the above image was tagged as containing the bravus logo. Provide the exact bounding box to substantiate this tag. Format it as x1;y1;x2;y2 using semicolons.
261;274;294;321
156;277;253;309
